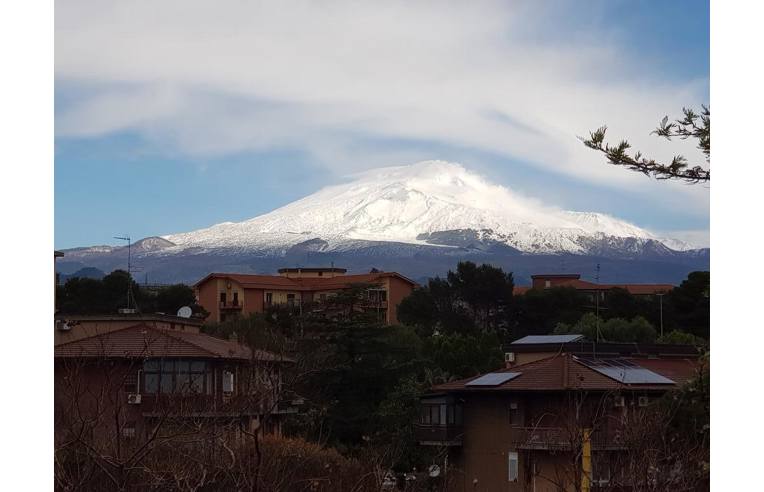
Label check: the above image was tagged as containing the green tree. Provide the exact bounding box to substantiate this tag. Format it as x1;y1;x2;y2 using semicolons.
153;284;196;314
397;261;514;336
664;271;710;339
511;287;590;340
423;332;503;379
583;106;710;183
555;313;657;343
447;261;514;332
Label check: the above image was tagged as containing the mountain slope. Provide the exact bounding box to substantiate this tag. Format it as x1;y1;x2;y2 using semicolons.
163;160;694;254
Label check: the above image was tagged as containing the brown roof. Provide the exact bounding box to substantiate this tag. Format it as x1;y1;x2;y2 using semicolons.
432;354;699;393
194;271;418;290
54;323;288;362
604;284;674;295
516;279;674;296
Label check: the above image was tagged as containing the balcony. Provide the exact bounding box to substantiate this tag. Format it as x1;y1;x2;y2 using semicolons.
220;300;243;310
140;393;284;418
511;426;626;451
414;424;463;446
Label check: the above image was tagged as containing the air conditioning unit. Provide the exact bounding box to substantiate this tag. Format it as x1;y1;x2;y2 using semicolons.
638;396;649;407
613;396;625;408
509;402;518;410
504;352;515;363
55;320;71;332
127;393;142;405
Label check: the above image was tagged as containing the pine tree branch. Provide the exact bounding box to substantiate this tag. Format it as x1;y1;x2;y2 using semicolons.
582;106;710;184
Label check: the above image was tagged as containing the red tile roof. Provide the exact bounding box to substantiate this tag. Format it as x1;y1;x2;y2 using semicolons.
194;271;418;290
432;354;699;393
514;279;674;296
54;323;288;362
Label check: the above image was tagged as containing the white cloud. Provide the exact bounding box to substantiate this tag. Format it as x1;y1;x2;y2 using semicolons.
55;0;709;219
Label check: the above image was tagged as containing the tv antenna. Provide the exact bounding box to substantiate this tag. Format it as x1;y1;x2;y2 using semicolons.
114;235;134;310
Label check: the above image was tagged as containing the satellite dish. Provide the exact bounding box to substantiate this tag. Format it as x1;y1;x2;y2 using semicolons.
176;306;193;318
428;465;441;478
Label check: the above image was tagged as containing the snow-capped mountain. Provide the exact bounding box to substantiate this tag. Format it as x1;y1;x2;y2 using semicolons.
163;161;694;255
59;161;707;284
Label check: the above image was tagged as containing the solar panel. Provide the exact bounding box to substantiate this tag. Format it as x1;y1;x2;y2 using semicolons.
466;372;521;386
511;335;585;344
574;357;675;385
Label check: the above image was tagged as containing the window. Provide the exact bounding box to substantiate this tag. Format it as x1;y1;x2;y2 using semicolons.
446;404;463;425
124;372;138;393
220;292;227;304
318;271;323;277
265;292;273;306
420;404;442;425
508;402;519;426
379;290;387;302
545;280;551;288
142;359;210;394
122;423;136;439
223;370;235;393
508;451;519;482
287;293;295;307
232;292;239;306
319;293;327;302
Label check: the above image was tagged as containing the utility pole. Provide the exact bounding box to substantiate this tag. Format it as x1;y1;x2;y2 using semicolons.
657;293;665;338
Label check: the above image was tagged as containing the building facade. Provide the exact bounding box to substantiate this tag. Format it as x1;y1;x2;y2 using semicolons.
194;267;417;325
415;338;701;491
54;315;297;450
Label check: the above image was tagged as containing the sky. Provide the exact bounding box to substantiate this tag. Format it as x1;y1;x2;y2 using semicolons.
55;0;710;249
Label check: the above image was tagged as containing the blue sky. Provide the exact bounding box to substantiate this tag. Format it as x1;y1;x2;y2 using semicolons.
55;0;709;249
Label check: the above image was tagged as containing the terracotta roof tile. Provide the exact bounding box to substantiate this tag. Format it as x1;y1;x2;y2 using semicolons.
54;323;287;362
432;354;698;393
195;272;417;291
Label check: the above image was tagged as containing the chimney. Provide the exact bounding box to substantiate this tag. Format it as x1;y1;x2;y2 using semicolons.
504;351;515;368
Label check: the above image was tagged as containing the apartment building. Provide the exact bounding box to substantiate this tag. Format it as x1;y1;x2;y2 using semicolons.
514;273;674;300
194;267;417;325
54;314;297;447
415;336;701;491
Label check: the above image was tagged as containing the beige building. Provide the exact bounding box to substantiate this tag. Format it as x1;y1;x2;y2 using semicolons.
194;267;417;325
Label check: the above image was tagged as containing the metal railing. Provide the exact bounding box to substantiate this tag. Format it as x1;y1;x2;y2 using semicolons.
511;426;626;450
413;424;464;446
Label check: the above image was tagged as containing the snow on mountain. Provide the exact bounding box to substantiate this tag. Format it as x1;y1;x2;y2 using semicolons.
163;160;694;254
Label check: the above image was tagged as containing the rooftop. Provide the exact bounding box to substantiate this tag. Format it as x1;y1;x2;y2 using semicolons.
277;267;347;274
194;271;418;290
55;313;204;326
504;340;700;357
511;334;585;344
432;353;700;393
54;322;289;362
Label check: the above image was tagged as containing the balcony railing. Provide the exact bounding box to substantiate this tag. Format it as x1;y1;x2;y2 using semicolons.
138;393;282;418
414;424;464;446
220;300;242;310
511;426;626;451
